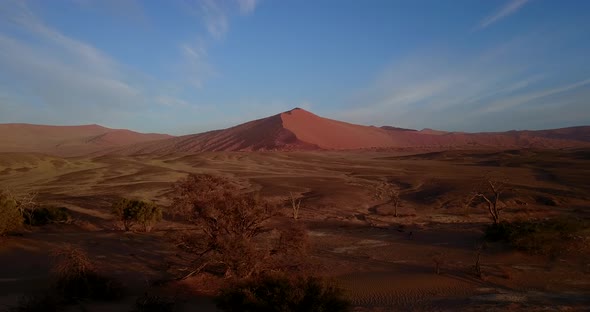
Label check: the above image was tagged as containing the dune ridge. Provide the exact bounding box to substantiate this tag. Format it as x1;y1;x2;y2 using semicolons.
1;109;589;156
0;123;172;156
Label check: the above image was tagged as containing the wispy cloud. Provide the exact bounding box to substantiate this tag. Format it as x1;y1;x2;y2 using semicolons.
197;0;229;39
0;0;195;133
177;0;260;88
185;0;259;40
237;0;259;15
480;78;590;113
180;38;215;88
335;35;590;131
476;0;531;30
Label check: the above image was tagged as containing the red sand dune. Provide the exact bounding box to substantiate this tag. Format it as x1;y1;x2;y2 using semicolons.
116;108;590;155
1;109;588;156
0;123;172;156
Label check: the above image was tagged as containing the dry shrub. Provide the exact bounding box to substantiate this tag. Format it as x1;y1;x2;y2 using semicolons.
23;206;71;226
272;222;311;273
52;245;124;302
132;293;176;312
171;174;311;279
374;182;401;217
215;273;350;312
288;192;302;220
484;217;589;255
431;252;445;275
0;190;23;235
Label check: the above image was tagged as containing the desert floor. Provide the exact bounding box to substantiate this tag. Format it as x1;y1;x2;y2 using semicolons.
1;149;589;311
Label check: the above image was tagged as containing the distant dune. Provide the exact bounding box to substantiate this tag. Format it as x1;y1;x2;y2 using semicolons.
0;123;172;156
115;108;590;155
1;109;589;156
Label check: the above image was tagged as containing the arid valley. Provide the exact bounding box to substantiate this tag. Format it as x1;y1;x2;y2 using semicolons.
1;109;589;311
2;2;590;310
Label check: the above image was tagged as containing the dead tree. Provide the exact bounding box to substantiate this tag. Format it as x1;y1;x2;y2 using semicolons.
289;192;302;220
467;177;507;224
375;181;401;217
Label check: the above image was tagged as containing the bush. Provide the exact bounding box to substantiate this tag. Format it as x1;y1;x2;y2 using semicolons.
172;174;277;278
112;199;162;232
0;191;23;235
216;274;350;312
132;293;176;312
52;245;125;302
23;206;71;226
6;293;60;312
484;217;589;255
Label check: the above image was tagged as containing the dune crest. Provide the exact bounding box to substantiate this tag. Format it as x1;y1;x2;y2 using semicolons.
1;110;589;156
0;123;172;156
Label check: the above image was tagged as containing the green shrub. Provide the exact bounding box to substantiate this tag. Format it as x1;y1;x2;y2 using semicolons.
132;293;176;312
484;217;589;255
112;199;162;232
0;191;23;235
23;206;71;226
216;274;350;312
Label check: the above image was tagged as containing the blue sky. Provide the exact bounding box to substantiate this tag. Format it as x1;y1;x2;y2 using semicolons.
0;0;589;135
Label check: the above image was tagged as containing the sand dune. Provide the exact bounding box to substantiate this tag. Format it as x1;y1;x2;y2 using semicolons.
0;123;171;156
115;108;590;155
1;109;589;156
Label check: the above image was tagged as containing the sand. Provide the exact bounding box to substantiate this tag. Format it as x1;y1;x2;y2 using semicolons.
0;149;589;310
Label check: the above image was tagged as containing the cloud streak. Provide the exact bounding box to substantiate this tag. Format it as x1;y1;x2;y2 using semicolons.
335;35;590;132
0;1;198;133
176;0;260;89
477;0;531;30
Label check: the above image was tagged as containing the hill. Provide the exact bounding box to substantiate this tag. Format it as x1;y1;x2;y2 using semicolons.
0;123;172;156
115;108;590;155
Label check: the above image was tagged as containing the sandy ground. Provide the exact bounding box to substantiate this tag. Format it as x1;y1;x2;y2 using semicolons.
0;149;589;311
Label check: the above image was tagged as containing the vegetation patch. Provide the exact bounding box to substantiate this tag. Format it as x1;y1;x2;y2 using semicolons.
23;206;71;226
215;273;350;312
132;293;176;312
52;245;125;302
484;217;589;255
0;191;23;235
112;198;162;232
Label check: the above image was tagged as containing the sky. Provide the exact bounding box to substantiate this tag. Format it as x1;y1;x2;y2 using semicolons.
0;0;589;135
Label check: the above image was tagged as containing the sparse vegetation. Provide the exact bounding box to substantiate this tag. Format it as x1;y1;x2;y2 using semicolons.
132;293;176;312
52;245;125;302
23;206;71;226
374;181;402;217
484;217;589;255
0;190;23;235
432;252;444;275
171;174;311;279
473;242;486;279
467;177;508;224
112;199;162;232
215;273;350;312
288;192;302;220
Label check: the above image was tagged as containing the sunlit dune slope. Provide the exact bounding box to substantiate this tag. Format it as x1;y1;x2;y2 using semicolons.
114;108;590;155
0;123;172;156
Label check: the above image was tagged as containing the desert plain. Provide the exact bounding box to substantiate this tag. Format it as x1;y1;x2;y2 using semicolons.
1;146;589;311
